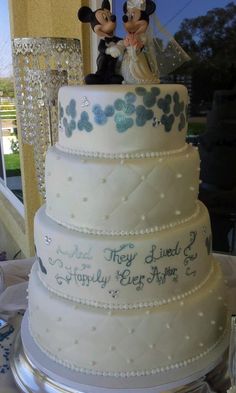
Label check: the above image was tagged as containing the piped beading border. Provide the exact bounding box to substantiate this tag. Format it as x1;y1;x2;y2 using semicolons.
46;203;200;237
55;142;189;160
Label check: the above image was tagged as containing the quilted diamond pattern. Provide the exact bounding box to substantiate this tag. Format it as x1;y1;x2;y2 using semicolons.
46;146;200;232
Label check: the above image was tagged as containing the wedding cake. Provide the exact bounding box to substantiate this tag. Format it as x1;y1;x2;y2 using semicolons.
27;82;229;378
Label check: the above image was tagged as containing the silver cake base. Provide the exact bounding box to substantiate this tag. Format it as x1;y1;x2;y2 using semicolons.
10;312;229;393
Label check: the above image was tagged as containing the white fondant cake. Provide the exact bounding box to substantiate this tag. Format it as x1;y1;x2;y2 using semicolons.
28;83;229;379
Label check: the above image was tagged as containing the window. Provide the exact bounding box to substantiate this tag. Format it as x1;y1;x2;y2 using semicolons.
0;0;23;211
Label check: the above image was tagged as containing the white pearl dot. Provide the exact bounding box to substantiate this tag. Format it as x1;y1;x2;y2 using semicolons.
198;312;204;317
160;193;165;199
175;210;181;216
141;215;146;221
166;323;171;329
199;342;204;347
190;186;195;191
168;355;172;361
211;320;216;325
185;335;190;340
219;326;223;331
176;173;183;179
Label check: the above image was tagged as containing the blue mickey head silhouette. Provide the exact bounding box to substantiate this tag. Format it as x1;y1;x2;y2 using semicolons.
161;114;175;132
66;99;76;119
59;102;64;121
63;117;76;137
135;87;160;108
78;111;93;132
136;105;154;127
104;105;115;117
114;98;136;115
173;92;184;117
178;113;186;131
93;104;108;125
115;112;134;133
158;95;172;114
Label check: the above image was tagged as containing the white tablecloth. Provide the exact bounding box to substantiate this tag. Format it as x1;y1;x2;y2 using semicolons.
0;255;235;393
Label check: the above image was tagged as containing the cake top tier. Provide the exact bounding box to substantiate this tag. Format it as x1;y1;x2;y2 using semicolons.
57;84;189;157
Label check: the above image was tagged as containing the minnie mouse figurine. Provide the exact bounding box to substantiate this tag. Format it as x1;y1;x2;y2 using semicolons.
78;0;123;84
120;0;160;84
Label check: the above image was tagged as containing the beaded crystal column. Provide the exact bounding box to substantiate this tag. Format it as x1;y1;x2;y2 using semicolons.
12;38;83;197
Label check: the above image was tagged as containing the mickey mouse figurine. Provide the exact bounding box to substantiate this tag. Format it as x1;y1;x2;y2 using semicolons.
78;0;124;84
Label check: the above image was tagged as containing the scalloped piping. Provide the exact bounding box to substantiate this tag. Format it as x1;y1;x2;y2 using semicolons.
55;142;189;160
46;203;200;237
37;261;215;310
28;321;228;378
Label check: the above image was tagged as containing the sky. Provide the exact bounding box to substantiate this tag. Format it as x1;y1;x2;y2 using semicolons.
0;0;12;77
0;0;234;77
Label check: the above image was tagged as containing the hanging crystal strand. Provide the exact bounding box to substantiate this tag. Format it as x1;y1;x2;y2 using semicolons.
228;315;236;392
12;37;83;198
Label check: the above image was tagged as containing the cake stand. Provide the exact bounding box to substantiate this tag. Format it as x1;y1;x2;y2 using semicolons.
10;312;229;393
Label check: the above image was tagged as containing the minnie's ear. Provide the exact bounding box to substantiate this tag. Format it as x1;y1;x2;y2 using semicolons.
123;2;127;14
78;6;94;23
146;0;156;16
101;0;111;11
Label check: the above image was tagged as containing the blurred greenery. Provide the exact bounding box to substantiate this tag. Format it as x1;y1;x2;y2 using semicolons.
0;77;15;98
4;153;20;171
188;121;206;136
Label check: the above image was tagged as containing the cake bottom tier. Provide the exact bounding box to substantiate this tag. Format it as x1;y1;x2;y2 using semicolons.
28;261;228;378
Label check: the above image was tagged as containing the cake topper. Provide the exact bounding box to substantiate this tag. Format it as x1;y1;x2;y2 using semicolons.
78;0;124;85
120;0;159;84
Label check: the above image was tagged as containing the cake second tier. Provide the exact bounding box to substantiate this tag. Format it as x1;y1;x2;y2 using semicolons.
45;144;200;234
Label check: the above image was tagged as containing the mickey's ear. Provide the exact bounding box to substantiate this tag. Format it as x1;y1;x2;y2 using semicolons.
78;6;94;23
123;2;127;14
146;0;156;16
101;0;111;11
